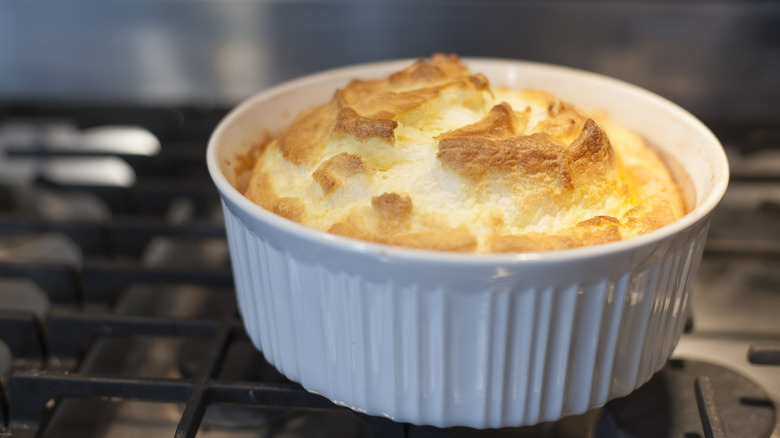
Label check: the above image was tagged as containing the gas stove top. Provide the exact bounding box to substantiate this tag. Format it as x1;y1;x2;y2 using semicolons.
0;104;778;438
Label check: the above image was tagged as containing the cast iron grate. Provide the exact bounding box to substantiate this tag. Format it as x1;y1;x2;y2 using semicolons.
6;319;406;438
0;104;406;438
0;105;778;438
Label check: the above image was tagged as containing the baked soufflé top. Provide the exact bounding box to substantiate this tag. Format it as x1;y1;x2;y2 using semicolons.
243;54;685;253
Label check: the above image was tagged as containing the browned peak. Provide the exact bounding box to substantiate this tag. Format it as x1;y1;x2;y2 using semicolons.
568;118;616;175
388;53;467;88
312;153;370;195
332;107;397;142
278;54;488;165
526;93;587;143
341;54;482;118
342;81;451;119
437;102;528;141
437;132;572;188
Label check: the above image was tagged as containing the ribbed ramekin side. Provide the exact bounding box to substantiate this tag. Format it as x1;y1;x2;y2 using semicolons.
222;202;263;351
590;273;630;407
502;287;543;425
516;221;713;426
607;222;710;400
532;273;641;424
559;279;609;416
662;223;709;358
221;203;310;383
413;283;449;423
482;286;520;426
635;223;710;382
221;200;251;324
221;191;714;428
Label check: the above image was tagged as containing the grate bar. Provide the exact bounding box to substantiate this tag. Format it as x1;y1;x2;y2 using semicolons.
206;380;342;410
0;263;80;303
8;371;192;427
35;182;134;215
357;414;408;438
729;174;780;183
47;311;223;359
135;179;219;199
704;239;780;258
748;343;780;365
175;321;234;438
0;218;108;255
111;217;225;239
110;217;225;256
694;376;727;438
81;259;233;302
0;311;48;360
0;217;224;257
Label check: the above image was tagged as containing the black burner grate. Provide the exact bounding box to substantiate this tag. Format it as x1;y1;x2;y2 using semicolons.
0;105;779;438
597;359;776;438
0;105;404;438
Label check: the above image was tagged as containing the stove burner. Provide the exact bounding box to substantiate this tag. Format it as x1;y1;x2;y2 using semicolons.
596;359;776;438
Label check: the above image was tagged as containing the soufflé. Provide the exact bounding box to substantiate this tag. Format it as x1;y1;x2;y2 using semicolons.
243;54;685;253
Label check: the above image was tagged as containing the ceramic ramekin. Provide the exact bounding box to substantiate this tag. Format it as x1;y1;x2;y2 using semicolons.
207;58;729;428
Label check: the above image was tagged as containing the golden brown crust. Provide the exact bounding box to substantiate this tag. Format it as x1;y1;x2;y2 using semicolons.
274;54;481;167
342;54;485;119
244;170;276;211
371;192;413;220
388;227;478;252
243;54;686;253
332;107;398;142
230;131;271;190
437;133;572;188
244;170;306;223
487;233;574;253
437;102;527;141
389;61;447;86
568;118;616;177
312;152;370;195
435;101;583;188
343;82;448;119
536;101;587;143
487;216;621;253
622;204;678;235
569;119;611;162
277;96;341;164
469;73;490;90
328;220;375;244
272;197;306;223
574;215;622;246
576;215;620;228
388;53;467;87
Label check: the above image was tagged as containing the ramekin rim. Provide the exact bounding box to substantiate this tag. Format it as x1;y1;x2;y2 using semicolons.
207;57;729;265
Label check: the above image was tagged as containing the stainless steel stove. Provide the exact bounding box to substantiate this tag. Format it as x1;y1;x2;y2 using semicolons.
0;2;778;437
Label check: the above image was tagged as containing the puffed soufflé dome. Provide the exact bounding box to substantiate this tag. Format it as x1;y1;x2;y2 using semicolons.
243;54;685;253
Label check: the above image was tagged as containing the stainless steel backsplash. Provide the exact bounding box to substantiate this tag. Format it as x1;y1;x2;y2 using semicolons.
0;1;777;125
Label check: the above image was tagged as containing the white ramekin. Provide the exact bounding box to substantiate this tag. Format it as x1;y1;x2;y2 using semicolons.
207;58;729;428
